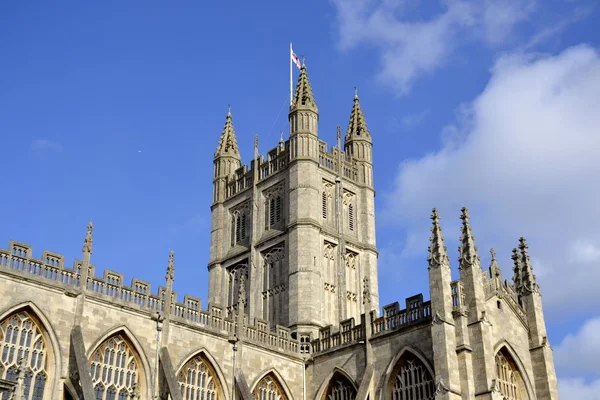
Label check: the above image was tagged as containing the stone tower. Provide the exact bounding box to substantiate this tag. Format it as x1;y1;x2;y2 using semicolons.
207;62;380;342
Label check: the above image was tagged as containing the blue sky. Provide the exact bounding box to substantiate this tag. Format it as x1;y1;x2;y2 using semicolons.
1;1;599;397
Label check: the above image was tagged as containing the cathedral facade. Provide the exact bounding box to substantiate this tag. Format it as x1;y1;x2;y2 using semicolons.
0;64;559;400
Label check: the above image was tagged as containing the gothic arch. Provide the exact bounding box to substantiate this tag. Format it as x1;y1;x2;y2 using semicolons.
250;368;294;400
379;346;435;400
86;325;152;399
314;367;358;400
0;301;62;399
176;347;229;400
493;340;535;399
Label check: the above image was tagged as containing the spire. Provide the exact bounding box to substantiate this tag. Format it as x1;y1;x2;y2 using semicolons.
346;87;370;141
427;208;450;269
518;237;539;294
291;64;317;111
166;251;175;281
215;107;240;159
511;248;523;293
458;207;480;269
82;222;94;254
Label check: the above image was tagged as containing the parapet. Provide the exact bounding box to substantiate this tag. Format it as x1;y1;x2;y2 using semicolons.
223;136;360;200
311;294;432;355
0;240;300;356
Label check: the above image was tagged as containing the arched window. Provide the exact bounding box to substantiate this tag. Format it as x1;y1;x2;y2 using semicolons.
177;353;222;400
0;310;50;400
231;211;247;245
322;371;356;400
495;348;528;400
266;195;283;230
253;373;287;400
89;334;143;400
389;351;435;400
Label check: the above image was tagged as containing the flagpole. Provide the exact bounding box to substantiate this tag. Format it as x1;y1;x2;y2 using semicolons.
290;42;293;106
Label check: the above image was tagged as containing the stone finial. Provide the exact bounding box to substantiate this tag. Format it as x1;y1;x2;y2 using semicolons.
82;222;94;254
166;251;175;281
518;237;539;294
345;88;370;140
427;208;450;269
489;248;501;279
291;63;317;111
458;207;480;270
215;107;241;159
511;248;523;293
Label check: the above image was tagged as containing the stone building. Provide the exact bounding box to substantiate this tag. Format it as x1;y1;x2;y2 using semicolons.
0;63;559;400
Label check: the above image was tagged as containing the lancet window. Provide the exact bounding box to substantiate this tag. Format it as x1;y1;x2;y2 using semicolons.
389;352;435;400
0;310;49;400
230;203;249;246
495;348;528;400
323;372;356;400
265;185;284;230
343;192;355;232
322;183;334;221
177;354;221;400
89;334;142;400
323;243;337;324
226;265;249;318
262;246;286;325
253;374;287;400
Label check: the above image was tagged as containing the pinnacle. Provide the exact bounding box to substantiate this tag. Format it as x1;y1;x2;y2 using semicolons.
427;208;450;268
82;221;94;254
458;207;480;269
166;251;175;281
291;64;317;111
518;237;538;294
489;248;501;278
511;247;522;291
346;89;370;140
215;108;240;159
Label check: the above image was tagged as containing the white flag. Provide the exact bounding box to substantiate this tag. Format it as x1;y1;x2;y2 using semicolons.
291;47;301;69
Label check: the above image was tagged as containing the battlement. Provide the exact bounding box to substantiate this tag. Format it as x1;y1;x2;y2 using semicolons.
224;137;361;200
0;240;300;356
311;294;432;354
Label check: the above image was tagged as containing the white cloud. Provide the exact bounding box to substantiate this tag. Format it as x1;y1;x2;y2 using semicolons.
30;138;62;152
559;377;600;400
331;0;537;93
381;44;600;315
555;317;600;376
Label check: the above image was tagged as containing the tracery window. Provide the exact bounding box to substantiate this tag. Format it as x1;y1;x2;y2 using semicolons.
323;372;356;400
265;186;284;230
495;348;528;400
0;310;49;400
389;352;434;400
89;334;142;400
231;207;248;246
177;354;221;400
262;246;286;325
253;374;287;400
